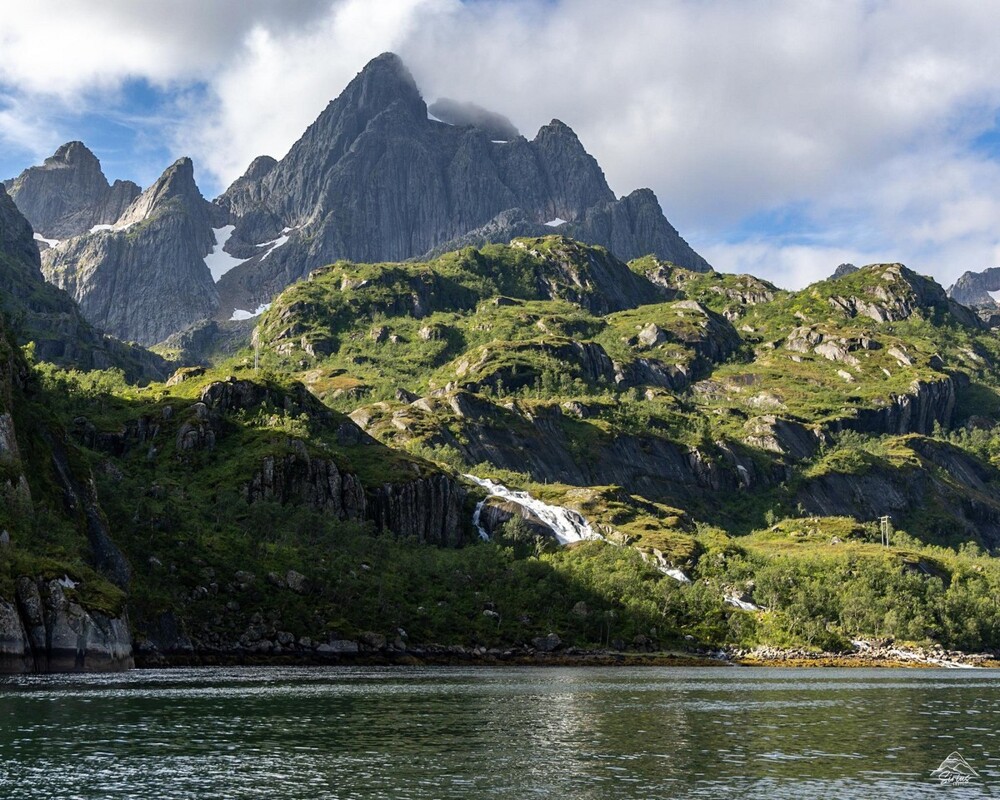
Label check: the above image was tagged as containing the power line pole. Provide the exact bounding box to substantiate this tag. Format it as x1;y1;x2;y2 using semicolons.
879;515;891;547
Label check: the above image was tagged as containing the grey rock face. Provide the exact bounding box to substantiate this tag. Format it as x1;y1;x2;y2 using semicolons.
0;578;133;674
4;141;140;238
244;449;467;546
42;157;222;345
215;52;711;314
948;267;1000;309
0;184;168;380
565;189;711;268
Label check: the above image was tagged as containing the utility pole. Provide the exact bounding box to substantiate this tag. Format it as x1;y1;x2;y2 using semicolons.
879;515;891;547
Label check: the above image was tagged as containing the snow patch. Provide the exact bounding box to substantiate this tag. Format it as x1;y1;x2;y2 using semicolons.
427;112;452;125
463;475;602;545
491;139;507;144
256;228;293;262
544;218;568;227
204;225;246;282
33;232;60;248
57;575;78;589
89;224;114;233
229;303;271;322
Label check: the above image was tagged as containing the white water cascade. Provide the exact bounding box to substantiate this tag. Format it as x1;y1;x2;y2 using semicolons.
464;475;603;545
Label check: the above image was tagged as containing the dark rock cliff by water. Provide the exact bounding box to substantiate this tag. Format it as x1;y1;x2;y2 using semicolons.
0;313;133;673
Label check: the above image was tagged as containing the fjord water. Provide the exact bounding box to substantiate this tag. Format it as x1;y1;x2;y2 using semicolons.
0;667;997;798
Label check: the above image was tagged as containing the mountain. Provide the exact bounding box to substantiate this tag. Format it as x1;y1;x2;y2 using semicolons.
5;225;1000;667
3;142;140;240
0;183;167;380
948;267;1000;316
40;158;224;345
5;53;708;347
213;52;710;316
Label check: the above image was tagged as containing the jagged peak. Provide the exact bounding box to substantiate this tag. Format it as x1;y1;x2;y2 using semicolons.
46;141;101;169
831;263;859;280
115;156;208;227
341;51;423;116
534;119;581;143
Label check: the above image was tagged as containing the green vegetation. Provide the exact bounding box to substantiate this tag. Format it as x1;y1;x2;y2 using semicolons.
15;239;1000;657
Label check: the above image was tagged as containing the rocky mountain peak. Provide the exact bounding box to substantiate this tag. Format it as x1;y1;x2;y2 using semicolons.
948;267;1000;310
821;262;982;329
351;51;424;116
115;157;210;228
259;52;426;223
41;155;222;345
48;141;101;169
4;141;140;238
831;263;859;280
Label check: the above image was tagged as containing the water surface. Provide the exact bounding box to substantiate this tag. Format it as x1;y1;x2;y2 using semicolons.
0;666;997;798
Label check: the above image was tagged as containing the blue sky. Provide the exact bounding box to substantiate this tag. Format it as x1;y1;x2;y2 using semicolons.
4;0;1000;290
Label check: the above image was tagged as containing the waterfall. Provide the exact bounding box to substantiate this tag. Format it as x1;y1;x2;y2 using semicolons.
463;475;602;545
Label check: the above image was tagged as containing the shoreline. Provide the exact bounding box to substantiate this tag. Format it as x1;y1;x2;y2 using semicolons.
132;644;1000;670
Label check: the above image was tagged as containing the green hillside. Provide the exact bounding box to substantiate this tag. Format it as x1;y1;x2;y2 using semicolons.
12;235;1000;661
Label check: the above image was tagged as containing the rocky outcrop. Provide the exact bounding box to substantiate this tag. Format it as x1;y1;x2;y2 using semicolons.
743;416;820;460
214;52;710;314
795;440;1000;546
515;237;664;314
827;263;982;329
369;474;467;546
0;578;133;673
477;497;557;540
833;377;956;437
41;158;223;345
629;300;742;364
245;449;368;520
244;447;467;546
364;396;765;500
3;141;140;239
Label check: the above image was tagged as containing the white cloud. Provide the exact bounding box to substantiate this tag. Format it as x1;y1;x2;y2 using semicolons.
178;0;448;184
5;0;1000;288
0;98;60;160
701;240;879;291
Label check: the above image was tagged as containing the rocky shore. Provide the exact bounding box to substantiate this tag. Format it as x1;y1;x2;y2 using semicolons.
730;642;1000;669
132;631;1000;670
